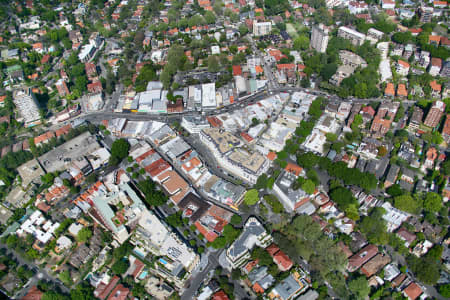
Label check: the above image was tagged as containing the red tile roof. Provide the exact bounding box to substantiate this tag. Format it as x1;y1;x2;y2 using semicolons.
385;82;395;96
87;81;103;93
233;65;242;76
277;64;296;71
403;282;422;300
267;151;277;161
397;60;410;68
285;162;303;176
273;250;294;271
397;84;408;97
347;244;378;272
41;54;51;64
131;258;145;279
240;132;254;142
95;276;120;300
266;243;280;256
21;286;43;300
107;284;129;300
206;116;223;128
212;290;230;300
361;106;375;116
34;131;55;145
55;124;72;137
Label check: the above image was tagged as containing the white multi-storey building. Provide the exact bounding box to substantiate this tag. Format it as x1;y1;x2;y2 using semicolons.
338;26;366;46
311;24;329;53
226;217;272;269
253;21;272;36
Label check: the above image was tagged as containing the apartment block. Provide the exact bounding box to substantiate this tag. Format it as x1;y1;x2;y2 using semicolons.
338;26;366;46
424;100;445;128
311;24;329;53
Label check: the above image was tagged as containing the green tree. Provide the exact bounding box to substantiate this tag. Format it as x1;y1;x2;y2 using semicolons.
325;133;337;142
166;212;183;228
439;284;450;298
207;55;220;72
222;224;241;244
42;291;66;300
423;192;442;213
294;35;310;51
407;255;440;285
112;259;129;275
70;282;95;300
211;236;227;249
204;11;216;24
244;189;259;205
301;179;316;194
345;204;360;221
230;214;242;226
77;227;92;243
329;187;357;210
59;270;72;286
348;276;370;300
109;139;130;165
359;207;388;245
251;247;273;266
394;194;421;214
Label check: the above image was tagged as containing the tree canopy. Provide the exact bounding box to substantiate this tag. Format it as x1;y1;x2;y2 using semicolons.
109;139;130;165
394;194;422;214
244;189;259;205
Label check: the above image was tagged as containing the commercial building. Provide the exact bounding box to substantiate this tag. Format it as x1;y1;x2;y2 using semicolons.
339;50;367;69
226;217;272;269
311;24;329;53
181;116;210;134
253;21;272;36
38;132;101;173
13;88;41;127
337;26;366;46
424;100;445;128
202;83;216;110
200;128;270;184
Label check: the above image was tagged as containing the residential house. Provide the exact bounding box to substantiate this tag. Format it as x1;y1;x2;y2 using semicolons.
428;57;442;76
430;80;441;98
403;282;422;300
396;60;410;76
396;227;416;247
384;164;400;188
347;244;378;272
408;107;423;132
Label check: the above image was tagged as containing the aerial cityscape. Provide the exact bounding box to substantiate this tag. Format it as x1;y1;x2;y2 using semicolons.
0;0;449;299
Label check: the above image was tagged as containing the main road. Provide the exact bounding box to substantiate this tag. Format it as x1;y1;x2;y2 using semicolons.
180;249;223;300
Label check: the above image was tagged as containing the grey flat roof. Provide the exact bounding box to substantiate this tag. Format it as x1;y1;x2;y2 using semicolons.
38;132;100;173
